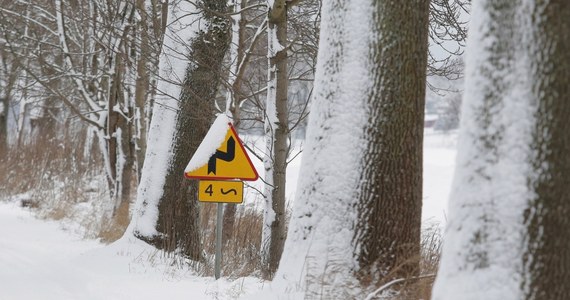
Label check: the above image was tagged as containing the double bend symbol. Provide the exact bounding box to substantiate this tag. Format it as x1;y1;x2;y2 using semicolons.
207;137;235;175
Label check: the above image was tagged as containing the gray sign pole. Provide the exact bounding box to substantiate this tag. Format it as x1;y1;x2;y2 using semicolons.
215;202;223;279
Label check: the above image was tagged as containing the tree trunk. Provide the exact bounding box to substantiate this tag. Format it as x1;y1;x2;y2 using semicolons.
133;22;150;183
523;3;570;298
433;1;570;299
105;51;135;237
16;72;30;148
147;0;231;260
0;51;17;155
0;96;8;155
261;0;289;279
274;0;429;297
352;0;429;282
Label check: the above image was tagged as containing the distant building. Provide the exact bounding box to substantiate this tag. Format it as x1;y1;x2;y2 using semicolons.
425;113;438;128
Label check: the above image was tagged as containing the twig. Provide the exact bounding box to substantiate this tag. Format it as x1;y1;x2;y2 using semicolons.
364;274;436;300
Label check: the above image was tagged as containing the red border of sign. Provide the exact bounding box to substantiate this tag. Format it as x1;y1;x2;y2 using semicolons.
184;123;259;181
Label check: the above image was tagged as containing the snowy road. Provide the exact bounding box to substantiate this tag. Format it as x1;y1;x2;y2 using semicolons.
0;202;101;299
0;202;262;300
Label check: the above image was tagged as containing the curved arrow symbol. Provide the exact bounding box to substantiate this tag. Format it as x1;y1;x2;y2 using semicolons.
208;136;236;175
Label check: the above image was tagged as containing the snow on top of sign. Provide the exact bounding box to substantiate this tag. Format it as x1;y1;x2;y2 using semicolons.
184;114;232;173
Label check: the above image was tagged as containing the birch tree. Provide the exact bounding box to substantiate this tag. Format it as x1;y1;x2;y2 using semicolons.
274;0;430;297
261;0;290;279
432;0;570;299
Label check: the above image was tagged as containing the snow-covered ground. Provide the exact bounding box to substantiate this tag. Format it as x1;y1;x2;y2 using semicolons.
0;201;266;300
422;130;457;225
0;131;456;300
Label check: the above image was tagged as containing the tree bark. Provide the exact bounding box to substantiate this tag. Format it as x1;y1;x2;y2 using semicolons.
0;96;6;154
0;50;17;155
105;49;135;236
520;1;570;298
261;0;289;279
150;0;231;260
133;10;150;182
432;1;570;299
274;0;429;296
353;0;429;281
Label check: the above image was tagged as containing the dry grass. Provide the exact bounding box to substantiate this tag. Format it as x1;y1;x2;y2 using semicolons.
0;134;109;238
364;223;442;300
195;203;443;300
198;202;265;278
99;200;131;242
299;222;443;300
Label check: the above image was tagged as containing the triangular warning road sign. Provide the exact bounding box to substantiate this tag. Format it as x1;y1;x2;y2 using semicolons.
184;120;258;181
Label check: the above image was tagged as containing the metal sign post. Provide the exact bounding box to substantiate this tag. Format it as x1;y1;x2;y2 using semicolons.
215;202;223;279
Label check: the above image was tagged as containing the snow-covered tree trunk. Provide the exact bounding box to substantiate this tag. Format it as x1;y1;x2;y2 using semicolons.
15;72;30;148
0;95;6;154
433;1;570;299
133;1;152;183
273;0;429;297
261;0;289;279
129;0;230;259
128;0;182;250
0;50;15;154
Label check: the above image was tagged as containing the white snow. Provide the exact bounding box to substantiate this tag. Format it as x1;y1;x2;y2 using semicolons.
184;114;232;173
128;98;176;237
0;130;455;299
423;131;457;224
112;127;126;210
266;0;275;11
267;26;284;59
0;201;264;300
